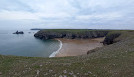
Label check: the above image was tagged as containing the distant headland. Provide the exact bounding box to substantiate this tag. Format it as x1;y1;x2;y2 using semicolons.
30;28;44;30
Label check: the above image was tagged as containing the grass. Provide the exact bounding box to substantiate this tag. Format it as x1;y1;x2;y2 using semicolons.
0;30;134;77
39;29;109;34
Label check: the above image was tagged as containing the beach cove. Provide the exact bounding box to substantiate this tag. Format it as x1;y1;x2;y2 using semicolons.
34;29;108;57
49;37;105;57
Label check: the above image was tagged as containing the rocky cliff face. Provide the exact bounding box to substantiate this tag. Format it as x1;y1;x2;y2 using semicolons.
34;30;109;40
103;32;121;45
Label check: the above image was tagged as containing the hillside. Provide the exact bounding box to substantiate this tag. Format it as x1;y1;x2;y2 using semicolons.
0;30;134;77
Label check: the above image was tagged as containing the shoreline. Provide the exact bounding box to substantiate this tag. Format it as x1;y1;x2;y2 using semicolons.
50;37;104;57
49;39;63;57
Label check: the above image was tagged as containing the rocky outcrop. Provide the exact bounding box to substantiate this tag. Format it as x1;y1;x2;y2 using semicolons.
103;32;121;45
34;30;109;40
87;32;121;54
13;31;24;34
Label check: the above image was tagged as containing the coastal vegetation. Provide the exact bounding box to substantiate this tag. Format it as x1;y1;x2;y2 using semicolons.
0;29;134;77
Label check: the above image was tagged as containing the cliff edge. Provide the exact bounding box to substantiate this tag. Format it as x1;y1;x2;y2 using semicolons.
34;29;109;39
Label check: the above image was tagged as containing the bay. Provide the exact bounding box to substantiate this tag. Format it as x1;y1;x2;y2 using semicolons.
0;30;60;57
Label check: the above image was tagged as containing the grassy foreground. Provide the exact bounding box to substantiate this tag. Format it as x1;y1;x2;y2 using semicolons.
0;30;134;77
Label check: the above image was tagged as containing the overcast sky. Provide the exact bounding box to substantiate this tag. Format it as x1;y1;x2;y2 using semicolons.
0;0;134;30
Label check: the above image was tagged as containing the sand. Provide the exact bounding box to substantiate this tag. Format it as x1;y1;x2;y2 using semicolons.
55;37;105;57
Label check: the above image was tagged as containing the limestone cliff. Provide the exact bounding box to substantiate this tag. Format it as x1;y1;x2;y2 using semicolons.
34;29;109;40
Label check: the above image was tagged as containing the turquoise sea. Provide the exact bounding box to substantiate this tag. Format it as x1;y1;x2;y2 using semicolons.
0;30;60;57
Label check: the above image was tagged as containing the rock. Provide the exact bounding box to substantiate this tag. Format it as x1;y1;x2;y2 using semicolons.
40;65;42;67
0;72;2;75
49;70;53;72
87;49;96;54
103;33;121;45
63;70;67;73
13;31;24;34
37;70;40;75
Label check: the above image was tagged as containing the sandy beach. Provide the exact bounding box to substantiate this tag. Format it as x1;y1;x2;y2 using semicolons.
55;37;104;57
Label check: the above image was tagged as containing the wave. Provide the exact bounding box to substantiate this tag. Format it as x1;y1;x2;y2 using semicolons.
49;39;63;57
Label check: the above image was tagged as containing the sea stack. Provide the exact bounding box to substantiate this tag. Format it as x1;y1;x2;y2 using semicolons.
13;31;24;34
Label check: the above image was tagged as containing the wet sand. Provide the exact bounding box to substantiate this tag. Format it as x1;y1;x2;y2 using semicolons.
55;37;104;57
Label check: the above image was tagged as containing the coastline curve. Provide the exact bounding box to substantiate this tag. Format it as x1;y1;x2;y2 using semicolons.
49;39;63;57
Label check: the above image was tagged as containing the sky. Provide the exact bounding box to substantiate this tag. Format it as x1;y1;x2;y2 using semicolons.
0;0;134;30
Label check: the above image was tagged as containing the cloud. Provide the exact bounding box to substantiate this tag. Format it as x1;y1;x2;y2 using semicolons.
0;0;134;29
0;10;39;20
75;12;123;22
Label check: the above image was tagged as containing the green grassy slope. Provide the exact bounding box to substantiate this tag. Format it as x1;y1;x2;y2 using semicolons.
0;30;134;77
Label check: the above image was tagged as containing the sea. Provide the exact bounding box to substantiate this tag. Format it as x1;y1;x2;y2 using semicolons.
0;30;61;57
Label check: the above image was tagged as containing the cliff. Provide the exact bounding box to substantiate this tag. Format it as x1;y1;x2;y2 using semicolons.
103;32;121;45
34;29;109;39
34;29;124;45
